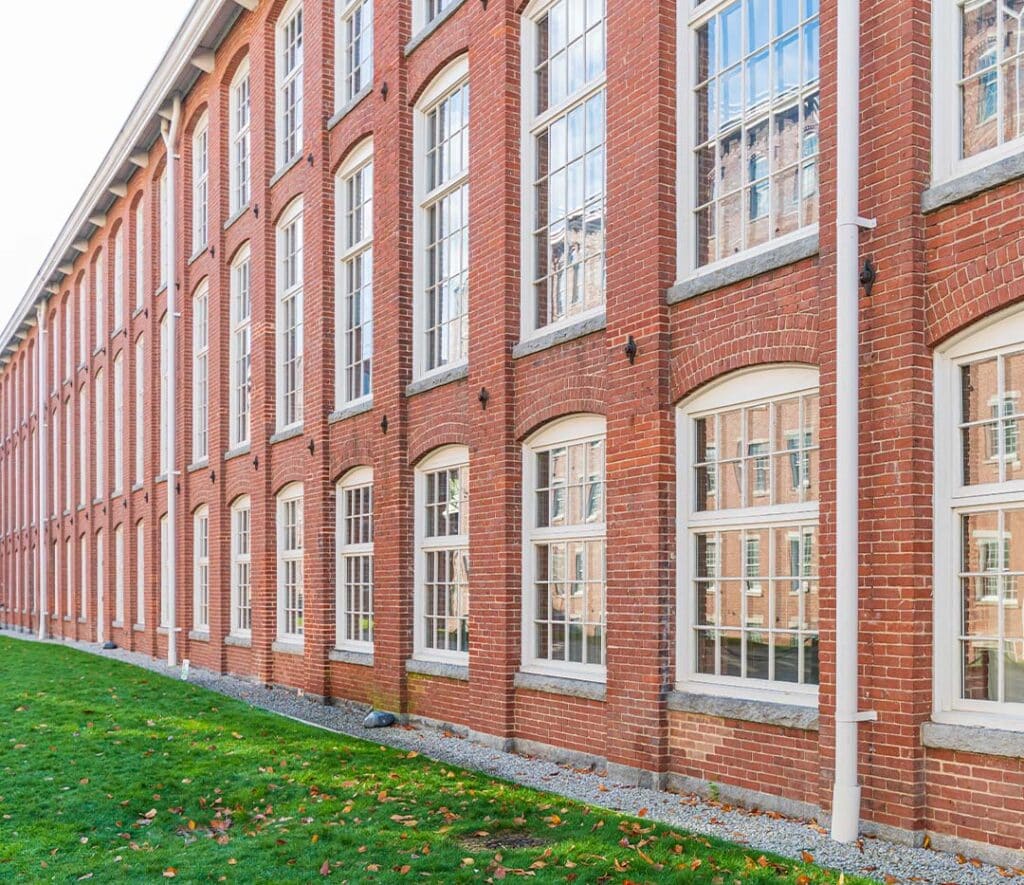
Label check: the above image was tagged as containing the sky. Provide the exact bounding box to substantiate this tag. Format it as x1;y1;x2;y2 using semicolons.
0;0;195;328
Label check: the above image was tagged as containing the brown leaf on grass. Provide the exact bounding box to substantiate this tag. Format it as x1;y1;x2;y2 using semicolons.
795;876;810;885
637;808;648;817
800;850;814;864
162;869;177;878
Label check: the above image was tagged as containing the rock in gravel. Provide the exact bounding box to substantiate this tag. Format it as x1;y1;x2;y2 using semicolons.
363;710;396;729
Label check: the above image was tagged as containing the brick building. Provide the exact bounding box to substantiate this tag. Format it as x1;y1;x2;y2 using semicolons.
1;0;1024;867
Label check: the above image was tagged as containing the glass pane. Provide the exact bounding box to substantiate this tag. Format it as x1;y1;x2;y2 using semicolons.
773;630;800;683
963;639;999;701
962;422;1001;485
696;628;717;674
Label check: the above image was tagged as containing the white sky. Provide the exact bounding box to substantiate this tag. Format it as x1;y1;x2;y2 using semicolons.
0;1;194;327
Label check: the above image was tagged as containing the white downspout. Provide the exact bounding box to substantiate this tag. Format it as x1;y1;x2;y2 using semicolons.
161;95;182;669
36;303;48;640
831;0;877;843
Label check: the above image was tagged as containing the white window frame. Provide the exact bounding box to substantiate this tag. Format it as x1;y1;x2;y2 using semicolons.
78;387;88;506
192;279;209;462
64;398;72;512
934;303;1024;729
65;537;73;618
159;170;169;290
135;519;145;626
230;246;252;447
277;482;305;641
413;56;470;381
80;535;89;620
134;200;146;311
676;364;820;706
160;513;170;627
192;113;210;253
230;495;252;637
336;138;374;408
338;0;373;107
94;249;105;349
96;529;105;641
413;0;457;34
520;0;607;340
64;295;73;380
193;506;210;631
78;276;87;365
521;413;607;682
676;0;821;280
113;353;124;495
933;0;1024;185
336;466;374;652
159;314;169;476
414;445;470;664
229;60;252;216
94;368;104;499
134;335;145;485
276;0;304;170
114;523;125;625
276;200;304;430
113;228;125;331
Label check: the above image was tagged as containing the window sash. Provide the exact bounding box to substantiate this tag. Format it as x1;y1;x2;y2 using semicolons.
194;513;209;630
231;72;251;214
278;214;304;428
341;159;374;405
232;503;252;634
192;126;209;250
136;520;145;625
280;8;305;165
342;0;373;103
193;288;209;461
113;356;124;494
231;255;252;446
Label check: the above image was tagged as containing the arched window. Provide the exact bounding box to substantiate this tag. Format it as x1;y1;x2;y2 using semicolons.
277;483;305;640
94;248;105;349
277;200;304;429
415;446;470;662
192;112;210;253
935;306;1024;723
134;335;145;485
135;518;146;626
677;365;820;701
114;523;125;626
193;505;210;632
229;59;252;215
192;279;209;461
160;514;170;627
276;0;304;169
113;226;125;331
523;414;606;678
159;313;169;475
94;368;104;498
113;352;124;495
230;246;252;447
230;496;252;636
337;467;374;650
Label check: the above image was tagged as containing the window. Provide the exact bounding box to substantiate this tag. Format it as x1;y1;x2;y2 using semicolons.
113;229;124;331
94;369;104;499
337;140;373;406
415;447;469;662
277;0;304;168
160;514;170;627
64;399;72;512
78;388;88;506
934;0;1024;181
51;405;59;517
230;61;252;215
339;0;373;105
935;307;1024;723
418;0;457;31
53;540;61;619
192;114;209;252
523;415;606;678
65;537;73;618
135;336;145;485
277;483;304;640
94;250;105;349
277;200;304;429
677;366;820;700
80;536;88;620
230;247;252;447
64;295;73;380
159;170;169;289
683;0;820;270
113;353;124;495
159;314;169;475
522;0;606;334
192;280;209;462
78;277;87;365
337;467;374;650
135;519;145;626
96;529;104;636
134;200;145;310
231;496;252;636
194;507;209;631
115;524;125;625
415;59;470;377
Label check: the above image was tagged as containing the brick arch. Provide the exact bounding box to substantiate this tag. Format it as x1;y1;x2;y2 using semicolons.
514;386;608;443
409;419;472;467
331;434;378;482
183;102;210;142
331;132;375;177
409;51;470;108
219;43;250;90
223;470;257;508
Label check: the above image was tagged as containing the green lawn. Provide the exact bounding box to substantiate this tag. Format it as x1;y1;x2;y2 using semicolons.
0;637;869;883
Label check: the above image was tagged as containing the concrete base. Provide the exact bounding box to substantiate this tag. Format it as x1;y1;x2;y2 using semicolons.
606;761;667;790
664;772;822;823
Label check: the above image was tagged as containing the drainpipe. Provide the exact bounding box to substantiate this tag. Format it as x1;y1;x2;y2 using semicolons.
831;0;877;844
161;95;182;669
36;303;48;640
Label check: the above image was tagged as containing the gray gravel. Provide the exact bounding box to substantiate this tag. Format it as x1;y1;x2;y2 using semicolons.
5;628;1022;884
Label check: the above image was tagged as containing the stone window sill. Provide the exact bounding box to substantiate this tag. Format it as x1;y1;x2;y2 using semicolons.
405;0;469;55
225;634;251;648
188;630;209;642
131;482;144;493
406;658;468;681
187;460;209;474
406;364;468;398
272;639;304;656
328;85;373;129
667;231;819;304
224;204;250;231
329;648;374;667
77;617;88;625
922;721;1024;758
923;150;1024;213
269;425;304;446
514;670;606;701
112;621;124;630
512;312;606;360
667;690;819;731
223;443;250;462
132;623;145;631
329;399;373;424
269;153;303;188
187;247;208;266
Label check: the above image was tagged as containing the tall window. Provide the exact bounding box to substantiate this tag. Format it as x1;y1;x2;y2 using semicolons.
277;201;304;429
113;228;124;331
230;60;252;215
51;405;59;517
339;0;373;105
415;447;469;662
135;519;145;626
94;368;104;499
78;277;87;365
524;415;606;678
65;295;73;380
337;140;373;406
64;399;72;512
134;336;145;485
114;524;125;625
159;314;169;475
65;537;73;618
523;0;607;333
192;115;209;252
936;308;1024;719
134;200;145;310
277;0;304;168
277;483;304;640
94;250;105;349
230;247;252;447
96;530;104;633
687;0;820;268
678;366;820;698
160;514;170;627
159;171;169;289
78;388;88;506
231;496;252;636
113;353;124;495
193;507;209;631
337;468;374;650
416;59;470;377
80;536;88;620
192;280;209;462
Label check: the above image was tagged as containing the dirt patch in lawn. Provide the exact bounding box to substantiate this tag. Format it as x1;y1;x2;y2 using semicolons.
458;830;550;852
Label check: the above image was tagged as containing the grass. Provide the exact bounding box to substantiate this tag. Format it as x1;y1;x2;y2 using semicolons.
0;636;872;883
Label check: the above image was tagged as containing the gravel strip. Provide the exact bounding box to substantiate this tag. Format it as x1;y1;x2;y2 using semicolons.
4;629;1021;884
